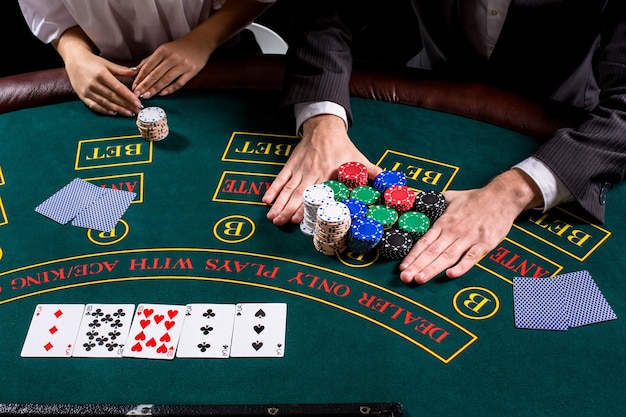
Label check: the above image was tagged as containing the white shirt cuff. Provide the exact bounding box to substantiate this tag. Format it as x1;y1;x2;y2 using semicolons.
294;101;348;136
513;156;574;212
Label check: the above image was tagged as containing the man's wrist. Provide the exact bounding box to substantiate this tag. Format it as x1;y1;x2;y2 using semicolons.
302;114;347;138
295;101;347;136
489;169;544;213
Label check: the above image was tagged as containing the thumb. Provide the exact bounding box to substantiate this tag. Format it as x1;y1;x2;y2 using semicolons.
108;63;140;78
367;162;383;180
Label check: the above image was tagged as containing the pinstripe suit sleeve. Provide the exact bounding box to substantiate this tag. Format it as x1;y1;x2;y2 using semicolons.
279;0;354;126
533;2;626;223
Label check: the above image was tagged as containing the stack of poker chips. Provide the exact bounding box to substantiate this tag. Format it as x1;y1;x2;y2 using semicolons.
323;180;351;202
301;183;335;236
384;185;416;215
373;170;407;194
313;200;352;255
347;217;384;254
300;163;447;260
398;211;430;240
350;185;380;206
337;162;369;190
342;198;368;220
413;190;447;223
378;229;415;260
365;205;398;230
136;106;169;141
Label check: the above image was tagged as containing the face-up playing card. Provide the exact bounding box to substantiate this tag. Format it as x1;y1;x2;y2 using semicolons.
71;188;136;232
123;303;185;360
176;304;236;359
72;304;135;358
35;178;105;225
21;304;86;357
230;303;287;358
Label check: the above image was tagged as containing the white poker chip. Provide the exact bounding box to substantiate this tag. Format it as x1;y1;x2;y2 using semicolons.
303;184;335;205
138;107;166;123
317;201;350;223
136;106;169;141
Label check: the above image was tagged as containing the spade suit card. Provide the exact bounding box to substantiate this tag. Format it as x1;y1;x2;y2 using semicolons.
123;303;185;360
230;303;287;358
176;304;236;358
72;304;135;358
21;304;85;357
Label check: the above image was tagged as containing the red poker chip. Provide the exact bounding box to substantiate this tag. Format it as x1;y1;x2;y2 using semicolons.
338;161;367;177
337;162;367;182
384;185;415;209
338;162;368;188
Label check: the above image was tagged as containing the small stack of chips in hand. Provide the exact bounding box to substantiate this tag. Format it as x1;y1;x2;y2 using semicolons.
301;162;447;260
136;106;169;141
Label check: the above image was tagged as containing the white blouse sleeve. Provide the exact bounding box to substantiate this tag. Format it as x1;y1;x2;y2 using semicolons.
214;0;276;7
18;0;78;44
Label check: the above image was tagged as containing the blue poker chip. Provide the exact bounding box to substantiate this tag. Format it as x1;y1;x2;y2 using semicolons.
372;170;407;194
349;217;384;242
341;198;368;220
347;217;384;254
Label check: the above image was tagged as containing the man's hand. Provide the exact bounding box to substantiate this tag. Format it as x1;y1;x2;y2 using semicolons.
398;168;544;284
262;114;381;226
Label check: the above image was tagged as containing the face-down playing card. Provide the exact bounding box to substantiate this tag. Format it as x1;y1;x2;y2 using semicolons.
230;303;287;358
123;303;185;360
72;304;136;358
559;270;617;327
513;277;569;331
176;304;236;358
71;188;136;232
35;178;105;225
21;304;86;357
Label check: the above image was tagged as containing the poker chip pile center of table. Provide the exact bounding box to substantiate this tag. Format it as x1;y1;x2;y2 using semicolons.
301;162;447;261
136;106;169;141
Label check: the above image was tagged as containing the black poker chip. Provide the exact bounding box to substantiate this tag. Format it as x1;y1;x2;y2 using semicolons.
413;190;446;223
377;229;414;260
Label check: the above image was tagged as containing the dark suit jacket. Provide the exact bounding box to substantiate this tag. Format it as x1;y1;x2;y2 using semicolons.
281;0;626;223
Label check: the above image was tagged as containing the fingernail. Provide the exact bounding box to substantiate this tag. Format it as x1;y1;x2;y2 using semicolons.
130;67;139;71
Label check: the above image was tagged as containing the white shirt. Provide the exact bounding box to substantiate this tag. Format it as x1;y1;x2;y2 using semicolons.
296;0;573;212
18;0;275;61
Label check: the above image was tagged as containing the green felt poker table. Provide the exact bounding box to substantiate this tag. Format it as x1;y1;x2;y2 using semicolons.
0;56;624;417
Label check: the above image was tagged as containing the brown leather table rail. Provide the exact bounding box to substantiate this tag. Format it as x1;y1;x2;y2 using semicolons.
0;54;583;139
